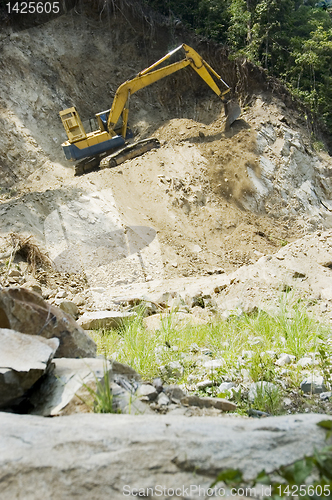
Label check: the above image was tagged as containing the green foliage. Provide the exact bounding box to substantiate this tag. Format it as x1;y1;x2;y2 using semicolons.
317;420;332;439
227;0;251;51
211;468;244;488
144;0;332;136
273;296;324;359
313;139;327;152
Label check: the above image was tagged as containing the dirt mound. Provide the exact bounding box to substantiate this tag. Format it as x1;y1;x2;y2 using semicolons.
0;2;332;300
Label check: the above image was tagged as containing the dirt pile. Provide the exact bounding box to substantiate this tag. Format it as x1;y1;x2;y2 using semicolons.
0;2;332;309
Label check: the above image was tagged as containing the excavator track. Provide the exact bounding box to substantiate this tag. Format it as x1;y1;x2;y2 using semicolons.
74;138;160;176
74;155;102;176
99;138;160;170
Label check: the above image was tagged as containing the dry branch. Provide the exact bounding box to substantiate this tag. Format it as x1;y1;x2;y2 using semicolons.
9;233;53;275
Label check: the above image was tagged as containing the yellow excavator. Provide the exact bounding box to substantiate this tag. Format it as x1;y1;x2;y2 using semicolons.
59;43;240;175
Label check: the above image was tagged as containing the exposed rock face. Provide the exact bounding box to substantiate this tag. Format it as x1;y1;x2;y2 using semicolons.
0;328;59;408
58;300;79;319
26;356;238;417
0;413;330;500
0;288;96;358
104;229;332;324
244;122;332;219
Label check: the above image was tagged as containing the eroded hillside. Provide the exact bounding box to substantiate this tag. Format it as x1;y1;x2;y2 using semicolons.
1;1;332;309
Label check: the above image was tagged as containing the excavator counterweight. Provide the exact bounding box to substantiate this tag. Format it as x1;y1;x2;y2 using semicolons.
59;44;240;172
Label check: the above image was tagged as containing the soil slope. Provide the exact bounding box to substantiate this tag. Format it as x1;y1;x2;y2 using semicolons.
1;2;332;301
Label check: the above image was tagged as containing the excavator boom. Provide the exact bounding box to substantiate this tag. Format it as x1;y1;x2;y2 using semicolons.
60;44;240;164
105;43;237;135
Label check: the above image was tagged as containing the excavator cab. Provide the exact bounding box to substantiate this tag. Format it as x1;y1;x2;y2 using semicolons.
59;107;87;143
60;106;125;161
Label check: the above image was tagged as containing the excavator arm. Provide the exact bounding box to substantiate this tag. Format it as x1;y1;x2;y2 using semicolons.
104;44;234;138
60;43;240;165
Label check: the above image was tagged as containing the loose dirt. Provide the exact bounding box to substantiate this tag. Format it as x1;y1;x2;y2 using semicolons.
0;2;331;302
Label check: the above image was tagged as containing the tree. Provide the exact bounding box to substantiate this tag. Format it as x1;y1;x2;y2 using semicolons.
227;0;251;50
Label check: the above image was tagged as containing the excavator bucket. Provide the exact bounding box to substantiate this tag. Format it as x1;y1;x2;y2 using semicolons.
224;99;241;128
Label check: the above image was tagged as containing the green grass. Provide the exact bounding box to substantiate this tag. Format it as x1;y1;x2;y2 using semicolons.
250;381;284;415
89;299;331;414
88;294;332;415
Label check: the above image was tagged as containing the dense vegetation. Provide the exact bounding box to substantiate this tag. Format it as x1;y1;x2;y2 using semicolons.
144;0;332;136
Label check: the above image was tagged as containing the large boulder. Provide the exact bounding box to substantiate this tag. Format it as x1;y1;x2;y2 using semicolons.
0;413;330;499
0;328;59;408
0;288;96;358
